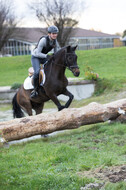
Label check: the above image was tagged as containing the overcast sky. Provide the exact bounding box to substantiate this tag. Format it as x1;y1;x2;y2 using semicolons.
13;0;126;35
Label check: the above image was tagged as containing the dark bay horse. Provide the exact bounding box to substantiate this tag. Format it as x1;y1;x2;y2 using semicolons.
12;45;80;118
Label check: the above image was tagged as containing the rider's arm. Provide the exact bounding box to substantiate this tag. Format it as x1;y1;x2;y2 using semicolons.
32;38;48;58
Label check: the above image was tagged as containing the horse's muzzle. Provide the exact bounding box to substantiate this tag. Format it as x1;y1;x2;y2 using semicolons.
72;68;80;77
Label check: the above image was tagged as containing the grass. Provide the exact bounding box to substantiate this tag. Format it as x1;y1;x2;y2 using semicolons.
0;55;30;86
0;123;126;189
0;47;126;86
1;47;126;189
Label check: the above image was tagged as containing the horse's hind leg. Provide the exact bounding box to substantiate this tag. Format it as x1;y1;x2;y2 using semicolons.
20;101;33;116
24;103;33;116
35;105;44;115
32;102;44;115
17;91;33;116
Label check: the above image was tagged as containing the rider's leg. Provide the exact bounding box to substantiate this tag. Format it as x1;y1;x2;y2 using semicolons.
30;56;48;98
30;56;40;98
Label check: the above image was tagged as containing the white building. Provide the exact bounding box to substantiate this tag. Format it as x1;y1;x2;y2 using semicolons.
2;27;121;56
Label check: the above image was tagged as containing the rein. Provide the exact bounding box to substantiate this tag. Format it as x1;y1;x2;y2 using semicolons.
44;49;79;82
51;52;79;70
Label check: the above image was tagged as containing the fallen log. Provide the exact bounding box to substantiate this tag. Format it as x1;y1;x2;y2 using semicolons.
1;99;126;142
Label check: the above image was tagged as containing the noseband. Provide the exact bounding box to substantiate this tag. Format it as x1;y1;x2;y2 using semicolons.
65;53;79;70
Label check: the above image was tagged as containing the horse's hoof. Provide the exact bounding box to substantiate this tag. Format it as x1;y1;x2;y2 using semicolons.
58;106;65;111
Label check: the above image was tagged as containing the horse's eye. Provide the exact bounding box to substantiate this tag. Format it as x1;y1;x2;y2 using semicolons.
68;57;72;61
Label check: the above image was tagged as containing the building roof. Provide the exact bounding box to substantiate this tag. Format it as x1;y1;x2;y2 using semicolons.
11;28;46;43
71;28;119;38
10;27;119;44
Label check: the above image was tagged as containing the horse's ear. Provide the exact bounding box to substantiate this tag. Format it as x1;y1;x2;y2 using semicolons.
72;45;78;51
66;45;71;52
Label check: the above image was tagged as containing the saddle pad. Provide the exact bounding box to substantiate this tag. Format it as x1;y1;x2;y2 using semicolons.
23;69;46;90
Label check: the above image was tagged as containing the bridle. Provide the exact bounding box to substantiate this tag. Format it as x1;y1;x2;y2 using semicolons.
50;52;79;71
64;53;79;71
44;48;80;81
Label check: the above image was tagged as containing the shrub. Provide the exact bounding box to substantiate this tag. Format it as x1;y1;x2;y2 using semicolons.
85;65;99;81
94;78;121;96
11;83;22;89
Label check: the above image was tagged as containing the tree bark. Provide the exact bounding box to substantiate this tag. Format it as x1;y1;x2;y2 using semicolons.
1;99;126;142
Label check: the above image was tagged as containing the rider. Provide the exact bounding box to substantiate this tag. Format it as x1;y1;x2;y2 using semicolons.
30;25;60;98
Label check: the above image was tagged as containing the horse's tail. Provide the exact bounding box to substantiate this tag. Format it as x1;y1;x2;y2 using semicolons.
12;93;24;118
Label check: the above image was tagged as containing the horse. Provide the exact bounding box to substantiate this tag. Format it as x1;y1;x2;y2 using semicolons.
12;45;80;118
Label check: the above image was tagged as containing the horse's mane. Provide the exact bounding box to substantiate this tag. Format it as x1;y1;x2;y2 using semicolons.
45;45;74;68
54;46;67;57
44;46;67;70
47;46;67;63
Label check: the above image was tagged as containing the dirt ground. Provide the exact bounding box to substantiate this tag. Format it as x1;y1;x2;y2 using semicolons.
78;165;126;183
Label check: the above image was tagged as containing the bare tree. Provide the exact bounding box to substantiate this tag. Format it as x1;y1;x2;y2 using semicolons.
0;0;17;54
122;30;126;38
29;0;86;47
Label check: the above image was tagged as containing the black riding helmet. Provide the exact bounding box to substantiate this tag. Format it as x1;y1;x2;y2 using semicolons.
48;26;59;34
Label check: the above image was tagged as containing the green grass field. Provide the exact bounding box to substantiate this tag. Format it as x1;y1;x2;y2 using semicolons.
0;47;126;86
0;123;126;189
0;47;126;189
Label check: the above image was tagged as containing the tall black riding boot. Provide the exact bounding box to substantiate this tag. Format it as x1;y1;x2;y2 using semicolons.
30;74;39;98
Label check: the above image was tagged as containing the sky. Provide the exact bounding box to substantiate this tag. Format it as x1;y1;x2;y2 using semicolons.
13;0;126;35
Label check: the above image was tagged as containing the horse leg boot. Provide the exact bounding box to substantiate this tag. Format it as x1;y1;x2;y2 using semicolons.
63;89;74;108
30;72;39;98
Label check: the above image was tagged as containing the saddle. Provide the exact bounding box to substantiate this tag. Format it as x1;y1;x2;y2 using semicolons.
23;66;46;90
28;66;44;84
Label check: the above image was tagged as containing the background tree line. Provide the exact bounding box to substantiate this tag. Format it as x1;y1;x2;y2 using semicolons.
0;0;17;53
0;0;85;54
29;0;85;47
0;0;126;55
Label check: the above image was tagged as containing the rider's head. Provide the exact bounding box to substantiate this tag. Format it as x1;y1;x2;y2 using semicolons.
48;25;59;40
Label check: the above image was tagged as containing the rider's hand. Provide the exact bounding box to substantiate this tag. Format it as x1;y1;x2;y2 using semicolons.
46;54;51;60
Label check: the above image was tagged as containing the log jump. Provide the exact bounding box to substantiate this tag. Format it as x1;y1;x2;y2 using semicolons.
0;99;126;142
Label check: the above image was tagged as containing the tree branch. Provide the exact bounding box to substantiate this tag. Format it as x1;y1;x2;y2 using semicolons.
0;0;17;52
28;0;85;46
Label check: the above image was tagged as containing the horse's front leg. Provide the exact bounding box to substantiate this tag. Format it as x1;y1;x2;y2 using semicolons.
63;89;74;108
46;92;65;111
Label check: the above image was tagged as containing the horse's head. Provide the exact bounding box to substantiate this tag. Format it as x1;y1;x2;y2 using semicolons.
65;45;80;77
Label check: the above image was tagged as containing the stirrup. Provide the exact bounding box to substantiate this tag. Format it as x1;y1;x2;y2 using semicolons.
30;90;38;98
